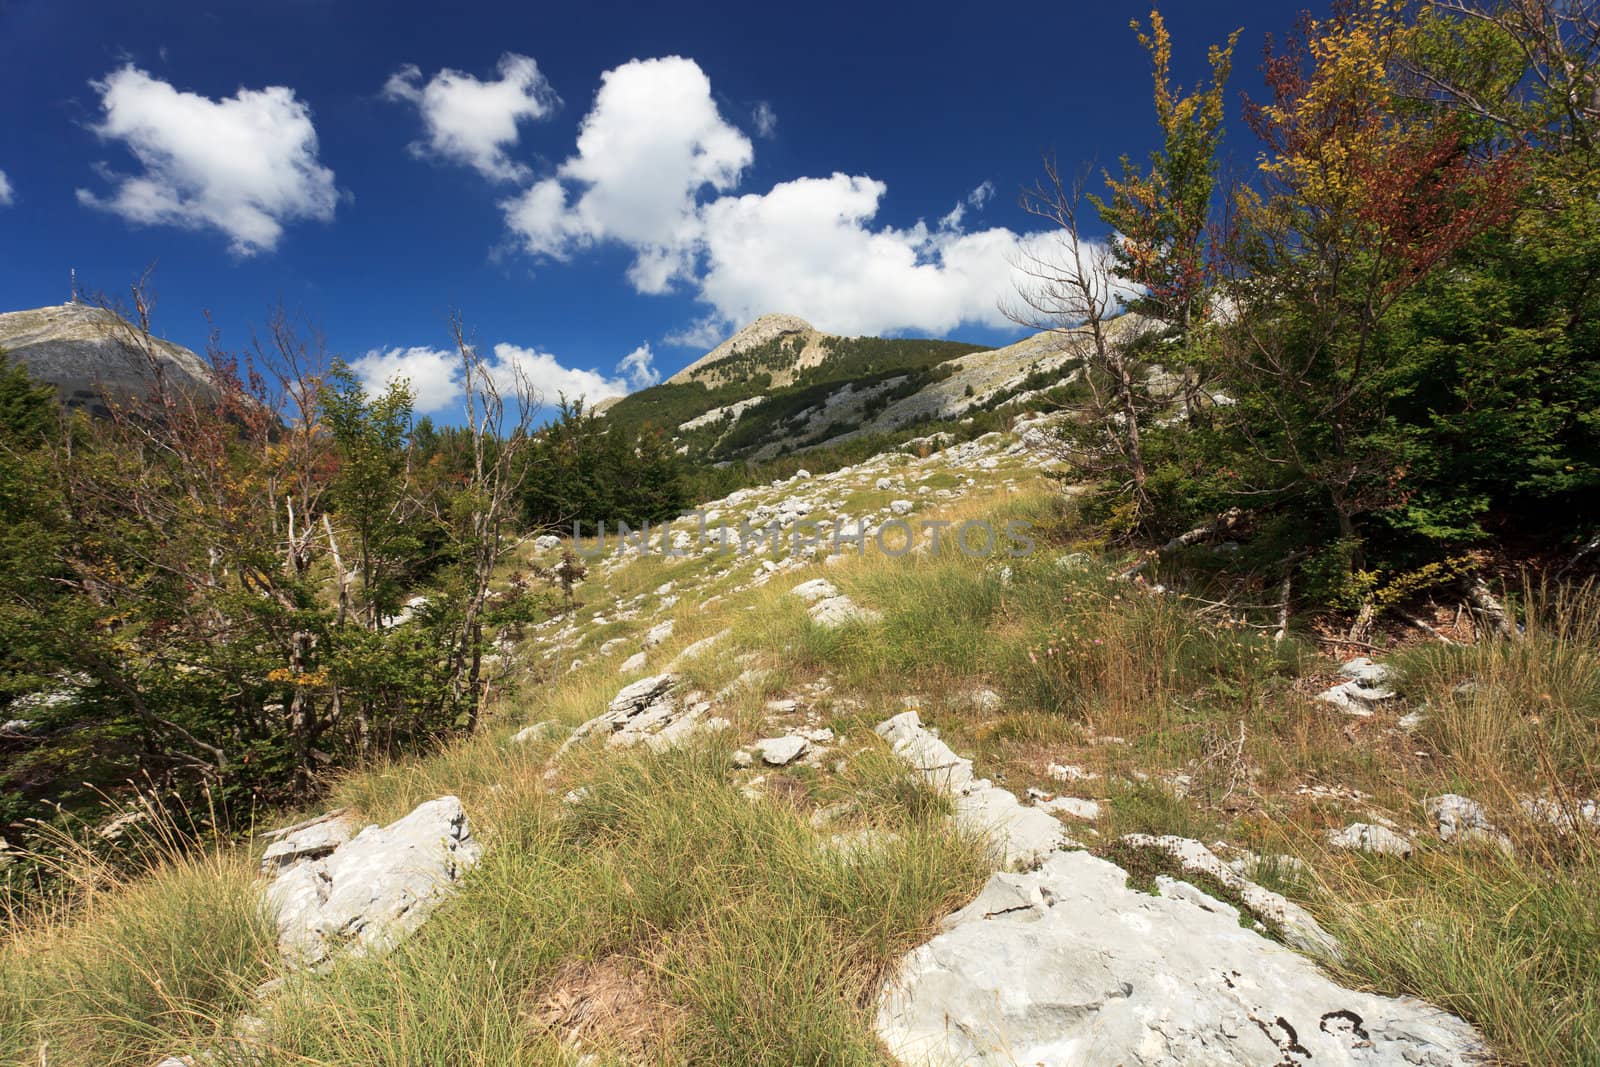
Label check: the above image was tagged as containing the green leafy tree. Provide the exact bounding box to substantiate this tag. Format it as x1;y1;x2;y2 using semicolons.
521;398;689;529
1216;0;1523;569
321;362;428;628
1094;8;1239;349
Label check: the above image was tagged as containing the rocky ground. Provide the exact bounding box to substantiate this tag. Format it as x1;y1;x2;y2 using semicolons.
123;420;1565;1066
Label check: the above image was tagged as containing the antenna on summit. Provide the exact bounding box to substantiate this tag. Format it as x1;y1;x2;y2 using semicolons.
69;268;80;305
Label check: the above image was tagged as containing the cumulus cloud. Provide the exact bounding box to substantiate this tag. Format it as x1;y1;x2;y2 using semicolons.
0;170;13;207
663;313;729;350
383;53;557;183
752;101;777;138
76;65;338;255
348;346;462;413
501;56;752;293
349;340;636;414
697;174;1038;336
490;343;629;406
617;343;659;388
495;58;1067;337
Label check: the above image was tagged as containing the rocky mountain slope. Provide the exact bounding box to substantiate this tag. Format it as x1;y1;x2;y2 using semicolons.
26;422;1528;1066
599;314;1094;462
0;302;215;415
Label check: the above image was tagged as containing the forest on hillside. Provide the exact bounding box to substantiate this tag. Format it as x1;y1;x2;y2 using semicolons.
601;334;985;460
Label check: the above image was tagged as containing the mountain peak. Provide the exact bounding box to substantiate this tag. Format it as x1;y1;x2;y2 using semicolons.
665;313;815;386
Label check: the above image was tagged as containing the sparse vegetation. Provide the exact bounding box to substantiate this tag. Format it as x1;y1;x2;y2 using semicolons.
3;442;1598;1064
4;4;1600;1063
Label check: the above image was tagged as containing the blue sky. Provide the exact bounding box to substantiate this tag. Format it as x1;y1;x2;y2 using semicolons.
0;0;1313;417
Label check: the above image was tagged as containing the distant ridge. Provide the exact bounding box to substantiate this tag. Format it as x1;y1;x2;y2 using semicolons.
0;302;215;415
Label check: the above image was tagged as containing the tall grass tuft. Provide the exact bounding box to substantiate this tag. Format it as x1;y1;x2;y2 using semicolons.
1396;576;1600;796
0;831;274;1067
1308;832;1600;1066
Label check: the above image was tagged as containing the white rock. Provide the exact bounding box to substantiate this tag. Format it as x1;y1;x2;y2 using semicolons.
877;851;1487;1066
1398;710;1428;731
532;534;562;552
756;735;808;766
509;721;564;746
1039;797;1100;821
889;499;914;516
266;796;481;969
555;673;726;758
1118;834;1339;955
1425;794;1511;850
641;620;674;648
1325;822;1414;858
876;711;1069;869
809;595;881;629
789;577;840;603
964;688;1003;712
1317;658;1398;716
379;594;430;629
876;711;973;794
1520;795;1600;832
1046;763;1099;783
259;811;360;874
1340;656;1393;687
619;651;648;673
667;628;730;669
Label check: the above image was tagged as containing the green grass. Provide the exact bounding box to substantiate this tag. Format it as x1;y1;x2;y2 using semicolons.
7;468;1600;1067
1394;576;1600;797
0;843;275;1067
260;741;986;1065
1305;833;1600;1066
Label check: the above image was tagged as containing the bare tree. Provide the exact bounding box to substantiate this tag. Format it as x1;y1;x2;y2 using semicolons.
1006;157;1153;526
445;312;540;730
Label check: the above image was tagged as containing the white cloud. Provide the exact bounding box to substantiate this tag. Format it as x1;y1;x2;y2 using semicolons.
939;180;997;231
663;313;729;350
383;53;557;183
76;65;337;255
490;343;628;407
501;56;752;293
495;59;1104;338
349;340;635;414
0;170;13;207
348;346;462;414
617;343;659;388
695;174;1040;335
752;101;777;138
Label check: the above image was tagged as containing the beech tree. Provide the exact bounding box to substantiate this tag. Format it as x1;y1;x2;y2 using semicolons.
1217;0;1523;569
1094;10;1239;359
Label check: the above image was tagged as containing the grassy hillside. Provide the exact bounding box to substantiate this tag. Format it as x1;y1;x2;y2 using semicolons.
603;333;985;461
3;433;1596;1065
